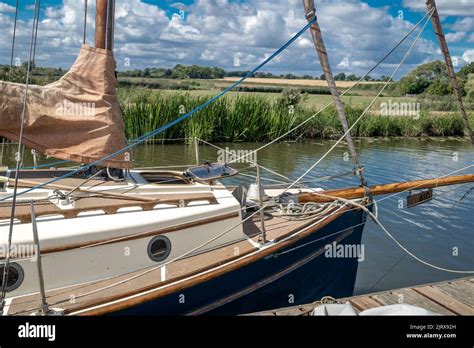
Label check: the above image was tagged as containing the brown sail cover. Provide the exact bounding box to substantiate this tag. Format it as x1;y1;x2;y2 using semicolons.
0;45;132;169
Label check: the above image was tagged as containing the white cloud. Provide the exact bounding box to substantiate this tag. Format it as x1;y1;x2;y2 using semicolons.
0;0;449;78
445;32;466;43
0;2;15;13
463;49;474;64
402;0;474;17
451;17;474;31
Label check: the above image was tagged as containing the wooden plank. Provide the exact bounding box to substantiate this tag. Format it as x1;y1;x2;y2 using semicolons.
349;297;382;311
413;286;474;315
372;289;456;315
246;277;474;316
436;280;474;307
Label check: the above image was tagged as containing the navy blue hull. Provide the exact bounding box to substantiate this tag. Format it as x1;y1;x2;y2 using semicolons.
117;208;367;315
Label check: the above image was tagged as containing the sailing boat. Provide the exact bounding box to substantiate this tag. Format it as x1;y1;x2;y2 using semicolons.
0;0;473;316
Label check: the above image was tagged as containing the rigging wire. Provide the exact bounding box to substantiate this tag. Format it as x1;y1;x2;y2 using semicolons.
19;0;42;167
0;17;318;202
83;0;88;44
226;10;435;165
280;8;436;190
8;0;19;82
0;0;41;311
2;0;20;169
20;14;447;305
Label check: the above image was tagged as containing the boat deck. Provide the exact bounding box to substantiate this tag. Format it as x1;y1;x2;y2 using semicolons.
248;277;474;316
5;208;341;316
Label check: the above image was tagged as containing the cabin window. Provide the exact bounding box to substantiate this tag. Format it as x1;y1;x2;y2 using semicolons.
0;263;24;292
147;236;171;262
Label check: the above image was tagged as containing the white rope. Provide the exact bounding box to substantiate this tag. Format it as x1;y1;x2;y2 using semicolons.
373;164;474;205
321;194;474;274
266;9;435;198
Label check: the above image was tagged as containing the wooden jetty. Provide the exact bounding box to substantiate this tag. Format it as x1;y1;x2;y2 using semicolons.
248;277;474;316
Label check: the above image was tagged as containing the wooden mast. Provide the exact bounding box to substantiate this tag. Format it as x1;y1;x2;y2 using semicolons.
426;0;474;145
302;0;366;185
95;0;114;51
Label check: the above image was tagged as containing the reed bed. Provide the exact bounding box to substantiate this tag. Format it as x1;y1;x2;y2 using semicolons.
119;90;472;142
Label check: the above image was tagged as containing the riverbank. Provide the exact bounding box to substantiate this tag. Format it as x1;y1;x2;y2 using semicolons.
119;91;474;142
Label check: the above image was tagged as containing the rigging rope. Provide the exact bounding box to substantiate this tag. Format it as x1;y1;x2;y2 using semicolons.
226;10;435;166
0;17;317;202
1;0;41;311
4;9;432;189
8;0;19;82
325;194;474;274
281;8;435;189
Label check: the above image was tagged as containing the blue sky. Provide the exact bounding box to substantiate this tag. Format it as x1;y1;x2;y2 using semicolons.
0;0;473;78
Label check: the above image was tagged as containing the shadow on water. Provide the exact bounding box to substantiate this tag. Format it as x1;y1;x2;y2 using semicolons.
1;137;473;296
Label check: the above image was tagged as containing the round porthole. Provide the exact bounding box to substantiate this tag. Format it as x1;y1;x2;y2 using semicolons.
0;263;24;292
147;236;171;262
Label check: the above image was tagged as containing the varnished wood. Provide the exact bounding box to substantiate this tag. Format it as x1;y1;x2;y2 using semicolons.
298;174;474;203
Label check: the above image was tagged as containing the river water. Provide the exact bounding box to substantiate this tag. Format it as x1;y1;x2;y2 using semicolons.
2;137;473;296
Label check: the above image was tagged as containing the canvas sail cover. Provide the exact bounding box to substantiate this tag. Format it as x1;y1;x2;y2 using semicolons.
0;45;132;169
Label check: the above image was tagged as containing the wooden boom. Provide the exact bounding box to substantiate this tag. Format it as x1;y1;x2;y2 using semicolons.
298;174;474;203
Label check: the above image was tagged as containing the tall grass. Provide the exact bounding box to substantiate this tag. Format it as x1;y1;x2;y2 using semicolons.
119;90;472;142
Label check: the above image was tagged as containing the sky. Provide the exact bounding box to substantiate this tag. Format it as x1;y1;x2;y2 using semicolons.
0;0;473;78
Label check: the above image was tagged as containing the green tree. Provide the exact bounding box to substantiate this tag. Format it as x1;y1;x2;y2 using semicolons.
426;77;450;96
466;74;474;102
334;72;346;81
398;60;448;95
457;62;474;82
